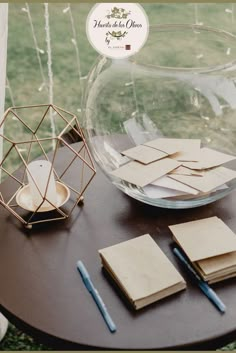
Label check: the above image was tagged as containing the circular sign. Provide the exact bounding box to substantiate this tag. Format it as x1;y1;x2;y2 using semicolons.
86;3;149;59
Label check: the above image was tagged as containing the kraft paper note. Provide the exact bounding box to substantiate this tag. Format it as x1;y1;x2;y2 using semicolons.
122;144;167;164
110;158;181;187
144;138;201;162
183;147;236;170
151;175;199;195
169;166;236;193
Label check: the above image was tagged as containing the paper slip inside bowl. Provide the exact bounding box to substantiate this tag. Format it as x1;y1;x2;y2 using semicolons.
143;185;189;199
110;158;181;187
144;138;201;162
151;175;199;195
169;166;236;193
183;147;236;170
121;144;168;164
169;166;204;177
169;216;236;262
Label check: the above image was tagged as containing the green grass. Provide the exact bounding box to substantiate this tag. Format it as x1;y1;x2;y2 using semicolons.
2;3;236;350
0;323;50;351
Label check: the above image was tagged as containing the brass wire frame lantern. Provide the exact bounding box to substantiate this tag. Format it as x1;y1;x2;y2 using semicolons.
0;104;96;228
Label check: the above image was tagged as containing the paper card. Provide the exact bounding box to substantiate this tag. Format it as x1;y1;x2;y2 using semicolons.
183;147;236;170
169;166;204;177
110;158;181;187
143;185;189;199
169;166;236;193
144;138;201;161
169;216;236;262
122;145;167;164
151;175;199;195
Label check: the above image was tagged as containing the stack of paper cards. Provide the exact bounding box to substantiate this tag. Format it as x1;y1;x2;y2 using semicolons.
109;137;236;200
169;217;236;283
99;234;186;310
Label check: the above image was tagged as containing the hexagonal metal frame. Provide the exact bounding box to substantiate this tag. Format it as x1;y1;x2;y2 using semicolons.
0;104;96;228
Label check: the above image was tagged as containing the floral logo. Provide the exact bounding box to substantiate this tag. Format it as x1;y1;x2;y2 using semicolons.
106;7;131;20
105;30;128;45
86;3;149;59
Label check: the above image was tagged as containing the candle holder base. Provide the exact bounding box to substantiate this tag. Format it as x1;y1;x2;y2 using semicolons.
16;181;71;213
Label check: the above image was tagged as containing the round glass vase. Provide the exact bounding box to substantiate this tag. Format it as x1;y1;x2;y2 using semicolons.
83;24;236;209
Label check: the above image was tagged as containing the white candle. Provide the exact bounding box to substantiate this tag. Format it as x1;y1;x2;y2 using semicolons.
26;160;57;209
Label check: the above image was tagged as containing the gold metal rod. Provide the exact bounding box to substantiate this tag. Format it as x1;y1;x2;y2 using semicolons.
0;166;23;186
58;142;85;180
0;108;12;129
11;103;53;109
52;104;75;117
34;104;51;134
10;110;35;134
6;186;23;206
0;200;27;225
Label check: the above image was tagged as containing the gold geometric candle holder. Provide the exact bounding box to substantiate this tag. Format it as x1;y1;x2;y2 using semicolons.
0;104;96;228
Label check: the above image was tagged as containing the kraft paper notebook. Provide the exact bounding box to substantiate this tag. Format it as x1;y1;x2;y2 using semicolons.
169;217;236;283
99;234;186;310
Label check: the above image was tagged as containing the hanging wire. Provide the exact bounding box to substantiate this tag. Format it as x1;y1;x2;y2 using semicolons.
63;3;84;111
6;76;15;107
44;3;56;149
24;3;47;93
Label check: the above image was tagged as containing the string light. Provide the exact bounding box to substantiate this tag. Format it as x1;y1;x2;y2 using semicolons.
25;3;47;94
62;6;70;14
63;3;84;112
6;77;15;107
44;3;56;150
194;4;203;25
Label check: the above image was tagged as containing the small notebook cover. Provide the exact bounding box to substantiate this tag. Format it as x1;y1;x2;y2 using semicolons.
169;216;236;262
110;158;181;187
99;234;186;308
122;145;167;164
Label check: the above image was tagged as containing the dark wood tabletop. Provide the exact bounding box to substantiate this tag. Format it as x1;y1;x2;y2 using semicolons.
1;143;236;350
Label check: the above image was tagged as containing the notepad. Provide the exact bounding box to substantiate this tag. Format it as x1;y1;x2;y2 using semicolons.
99;234;186;310
169;217;236;283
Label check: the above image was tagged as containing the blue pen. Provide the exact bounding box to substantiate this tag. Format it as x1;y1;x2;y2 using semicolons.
173;247;226;313
76;260;117;333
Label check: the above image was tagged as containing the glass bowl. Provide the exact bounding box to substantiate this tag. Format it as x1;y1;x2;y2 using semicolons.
83;24;236;209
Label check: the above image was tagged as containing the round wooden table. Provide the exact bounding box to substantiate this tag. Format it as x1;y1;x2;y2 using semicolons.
1;143;236;350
